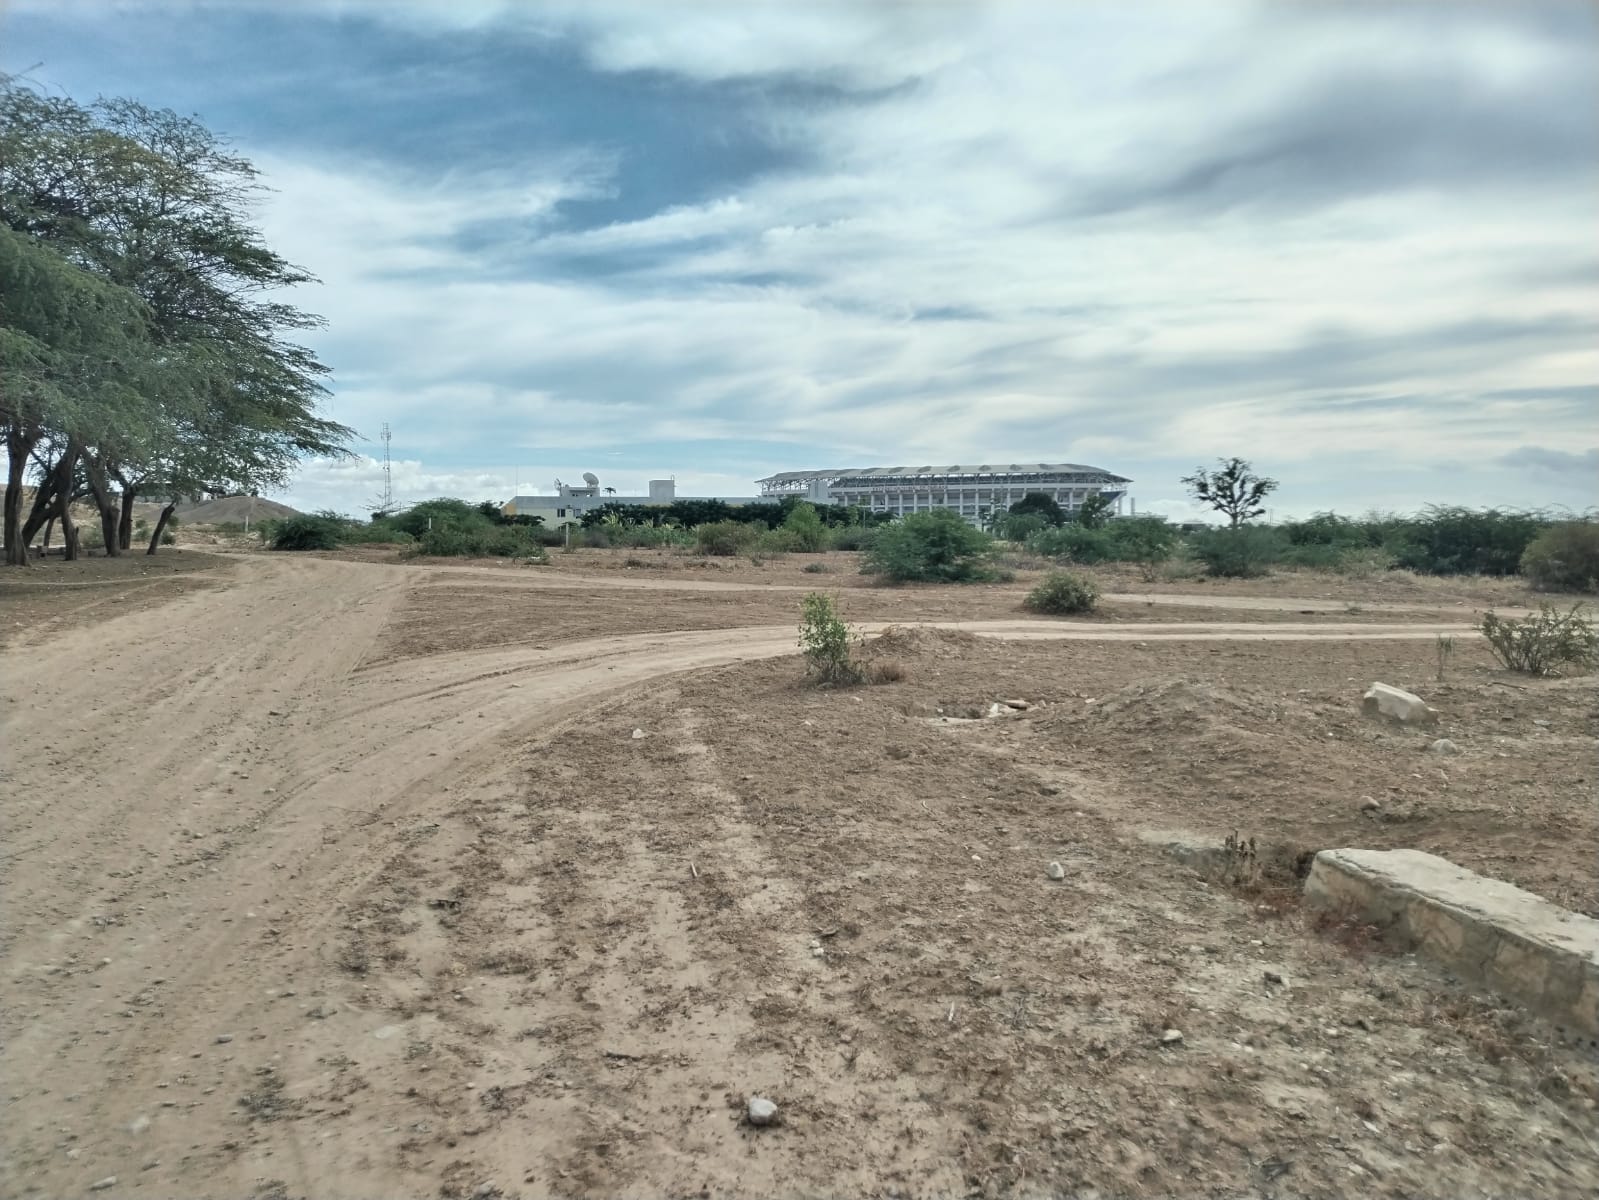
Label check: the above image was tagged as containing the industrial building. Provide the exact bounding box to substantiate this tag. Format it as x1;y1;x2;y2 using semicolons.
502;474;757;527
755;463;1132;525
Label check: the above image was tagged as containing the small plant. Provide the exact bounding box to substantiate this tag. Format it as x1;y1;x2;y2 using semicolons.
798;592;863;685
1479;603;1597;676
160;531;176;546
803;561;831;574
1435;634;1455;683
1023;570;1100;615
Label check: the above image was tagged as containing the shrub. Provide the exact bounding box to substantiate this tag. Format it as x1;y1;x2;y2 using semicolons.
996;512;1050;543
798;592;862;685
161;531;176;545
756;527;801;555
415;525;546;558
1024;570;1100;614
1027;524;1114;563
1008;492;1066;526
271;514;342;551
865;658;907;684
865;510;998;582
830;526;880;552
1189;526;1285;578
1106;517;1178;578
1479;604;1597;676
781;501;831;552
1521;521;1599;593
696;520;760;556
803;561;832;574
1392;506;1548;576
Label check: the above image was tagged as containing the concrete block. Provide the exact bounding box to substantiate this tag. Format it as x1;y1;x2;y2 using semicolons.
1305;848;1599;1035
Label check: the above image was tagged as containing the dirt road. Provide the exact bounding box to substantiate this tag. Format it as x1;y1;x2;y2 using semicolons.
2;556;1578;1199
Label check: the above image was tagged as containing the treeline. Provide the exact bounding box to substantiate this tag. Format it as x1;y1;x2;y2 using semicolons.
1;77;349;566
576;496;894;532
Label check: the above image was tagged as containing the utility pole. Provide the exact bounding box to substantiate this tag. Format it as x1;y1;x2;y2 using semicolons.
380;423;394;513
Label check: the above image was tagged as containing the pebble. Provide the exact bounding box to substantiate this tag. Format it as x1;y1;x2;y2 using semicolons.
630;729;647;740
129;1115;150;1133
90;1179;117;1192
1264;970;1286;986
811;947;825;959
1532;719;1551;728
747;1096;778;1126
1161;1029;1184;1045
1428;738;1460;756
214;1034;233;1044
1359;796;1381;812
1046;862;1066;881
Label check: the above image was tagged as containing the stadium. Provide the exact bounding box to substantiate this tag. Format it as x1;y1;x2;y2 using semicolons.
755;463;1132;525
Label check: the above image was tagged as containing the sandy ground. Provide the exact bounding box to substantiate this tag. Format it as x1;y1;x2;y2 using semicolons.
1;553;1595;1199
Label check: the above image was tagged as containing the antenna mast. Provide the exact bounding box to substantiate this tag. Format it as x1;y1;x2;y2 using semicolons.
380;422;394;512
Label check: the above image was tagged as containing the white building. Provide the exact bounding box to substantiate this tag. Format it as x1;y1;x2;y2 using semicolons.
502;474;756;527
755;463;1131;525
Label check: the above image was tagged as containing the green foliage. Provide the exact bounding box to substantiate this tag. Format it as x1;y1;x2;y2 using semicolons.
1181;458;1279;526
755;527;801;555
781;501;830;551
388;498;482;538
1519;521;1599;593
803;561;832;574
1190;526;1285;578
415;523;547;559
829;525;880;551
1008;492;1065;526
1389;506;1547;576
995;512;1050;543
1479;604;1597;676
797;592;863;685
696;520;760;556
864;510;998;582
1074;493;1115;529
160;531;175;545
270;514;342;551
1105;517;1177;576
1024;570;1100;615
1027;524;1114;563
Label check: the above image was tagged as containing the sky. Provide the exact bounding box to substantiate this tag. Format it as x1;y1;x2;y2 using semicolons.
6;0;1597;521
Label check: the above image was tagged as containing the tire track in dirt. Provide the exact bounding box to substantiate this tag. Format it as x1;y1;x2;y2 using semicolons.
0;555;1493;1197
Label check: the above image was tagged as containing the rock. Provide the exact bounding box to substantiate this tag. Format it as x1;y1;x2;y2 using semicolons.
1046;861;1066;881
1533;719;1551;728
985;702;1008;719
90;1179;118;1192
1263;970;1285;986
214;1034;233;1044
1361;683;1438;726
129;1114;150;1133
1160;1029;1184;1045
1359;796;1381;813
811;947;825;958
747;1096;778;1126
1003;699;1030;710
1428;738;1460;756
631;729;647;740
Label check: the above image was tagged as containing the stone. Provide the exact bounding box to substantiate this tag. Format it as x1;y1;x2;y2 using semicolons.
213;1034;233;1044
1046;862;1066;881
747;1096;778;1126
1361;683;1438;726
1359;797;1381;813
1160;1029;1184;1045
90;1179;117;1192
1533;719;1551;728
1004;699;1031;710
985;703;1008;719
631;729;647;740
1305;848;1599;1035
1428;738;1460;756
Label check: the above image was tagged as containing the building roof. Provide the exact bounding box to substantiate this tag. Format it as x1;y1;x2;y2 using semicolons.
757;463;1131;484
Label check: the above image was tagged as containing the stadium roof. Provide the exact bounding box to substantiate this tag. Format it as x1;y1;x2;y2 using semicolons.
757;463;1131;484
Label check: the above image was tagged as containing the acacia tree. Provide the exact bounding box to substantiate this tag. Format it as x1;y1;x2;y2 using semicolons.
1008;492;1065;527
1181;457;1279;527
1;78;351;564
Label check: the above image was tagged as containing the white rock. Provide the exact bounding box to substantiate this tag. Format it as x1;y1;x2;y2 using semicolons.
1361;683;1438;726
1046;862;1066;881
630;729;647;740
1359;797;1381;813
985;702;1008;719
747;1096;778;1126
90;1180;118;1192
1003;699;1030;710
1428;738;1460;756
1161;1029;1184;1045
129;1114;150;1133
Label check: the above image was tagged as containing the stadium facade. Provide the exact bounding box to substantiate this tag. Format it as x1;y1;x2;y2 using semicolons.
755;463;1132;525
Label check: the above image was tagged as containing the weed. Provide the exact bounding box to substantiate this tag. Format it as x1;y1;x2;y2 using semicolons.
1479;603;1597;676
865;658;907;684
803;561;832;574
1435;634;1455;683
1023;570;1099;614
798;592;863;685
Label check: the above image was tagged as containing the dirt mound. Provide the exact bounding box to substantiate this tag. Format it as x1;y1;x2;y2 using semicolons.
1083;676;1293;734
175;495;301;524
866;625;981;659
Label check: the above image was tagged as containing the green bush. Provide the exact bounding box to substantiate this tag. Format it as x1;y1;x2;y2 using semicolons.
781;501;831;552
996;512;1050;543
1391;506;1548;576
271;514;342;551
415;524;546;559
1027;524;1113;563
1189;526;1285;578
830;526;880;551
388;498;484;539
755;527;801;555
161;531;176;545
1024;570;1100;614
696;520;760;556
803;561;832;574
1105;517;1178;577
797;592;862;685
865;510;998;582
1521;521;1599;593
1479;604;1597;676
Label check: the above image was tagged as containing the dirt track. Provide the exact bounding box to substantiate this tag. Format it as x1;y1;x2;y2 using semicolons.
2;555;1592;1199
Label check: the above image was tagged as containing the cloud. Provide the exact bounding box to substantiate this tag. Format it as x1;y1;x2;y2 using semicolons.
1496;446;1599;479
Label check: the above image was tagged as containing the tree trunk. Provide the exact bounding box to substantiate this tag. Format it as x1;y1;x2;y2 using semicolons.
21;441;77;548
43;517;54;551
82;455;121;557
118;489;138;551
147;502;176;555
58;492;79;562
3;422;37;566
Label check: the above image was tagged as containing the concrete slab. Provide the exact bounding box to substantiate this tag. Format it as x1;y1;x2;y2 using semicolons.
1305;848;1599;1035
